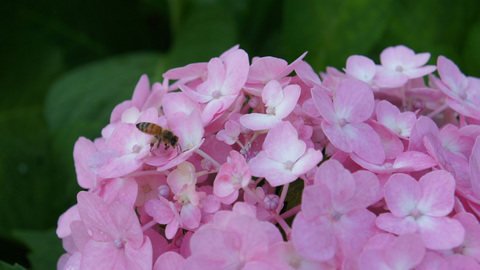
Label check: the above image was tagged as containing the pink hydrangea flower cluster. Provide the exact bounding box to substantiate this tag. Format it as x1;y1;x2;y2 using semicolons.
57;45;480;269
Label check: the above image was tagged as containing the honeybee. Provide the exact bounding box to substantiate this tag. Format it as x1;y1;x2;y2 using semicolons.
136;122;179;151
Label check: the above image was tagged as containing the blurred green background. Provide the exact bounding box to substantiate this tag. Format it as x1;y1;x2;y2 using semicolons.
1;0;480;268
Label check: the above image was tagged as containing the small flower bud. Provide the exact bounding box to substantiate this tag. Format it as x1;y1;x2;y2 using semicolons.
157;185;170;199
264;194;280;211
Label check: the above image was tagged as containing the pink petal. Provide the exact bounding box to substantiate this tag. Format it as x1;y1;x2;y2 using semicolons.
321;121;352;152
249;151;296;187
417;215;465;250
315;160;355;207
470;137;480;198
57;205;80;238
262;80;283;107
384;173;422;217
291;148;323;176
384;234;426;269
163;62;207;80
392;151;437;172
376;100;399;130
222;49;249;94
334;208;377;256
311;86;337;123
108;201;144;248
263;121;306;163
301;185;332;220
248;56;287;83
453;212;480;259
349;170;380;209
437;55;466;93
376;213;418;235
181;204;201;229
275;84;301;119
291;214;336;262
97;153;143;179
239;113;281;130
73;137;97;189
333;79;374;123
344;122;385;164
131;74;150;109
77;192;115;239
154;251;185;270
417;170;455;216
81;241;123;270
294;60;321;87
409;116;440;153
144;199;174;224
101;177;138;206
345;55;376;83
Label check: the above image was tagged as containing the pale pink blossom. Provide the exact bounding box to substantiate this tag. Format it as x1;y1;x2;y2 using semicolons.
376;171;465;250
213;151;251;203
240;80;301;130
291;160;380;262
359;233;426;270
312;79;385;164
180;48;250;124
433;55;480;119
344;55;376;85
249;121;323;186
376;100;417;138
76;192;152;269
374;45;436;88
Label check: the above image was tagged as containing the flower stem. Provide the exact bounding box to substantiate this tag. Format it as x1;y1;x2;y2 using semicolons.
194;148;222;168
426;103;449;119
141;219;157;232
280;205;302;219
276;183;289;213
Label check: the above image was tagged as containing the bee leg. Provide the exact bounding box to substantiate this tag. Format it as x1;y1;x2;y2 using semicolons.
164;143;170;150
150;136;159;151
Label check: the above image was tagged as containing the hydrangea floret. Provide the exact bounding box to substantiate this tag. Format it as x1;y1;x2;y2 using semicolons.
57;44;480;269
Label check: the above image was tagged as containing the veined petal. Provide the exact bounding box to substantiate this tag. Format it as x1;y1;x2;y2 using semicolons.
275;84;301;119
417;170;455;216
417;215;465;250
239;113;281;131
384;173;421;217
263;121;306;163
292;148;323;176
334;79;374;123
344;123;385;164
311;86;336;123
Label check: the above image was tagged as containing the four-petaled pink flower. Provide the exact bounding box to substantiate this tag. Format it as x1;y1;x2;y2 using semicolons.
312;78;385;164
376;170;465;250
76;192;152;270
374;45;437;88
291;160;380;262
249;121;323;186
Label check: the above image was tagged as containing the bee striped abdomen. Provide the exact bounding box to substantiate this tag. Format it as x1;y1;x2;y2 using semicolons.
136;122;162;135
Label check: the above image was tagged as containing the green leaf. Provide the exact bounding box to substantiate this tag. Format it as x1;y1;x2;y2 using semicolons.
283;0;392;70
463;17;480;77
167;1;237;67
0;261;27;270
14;229;63;270
45;52;166;133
